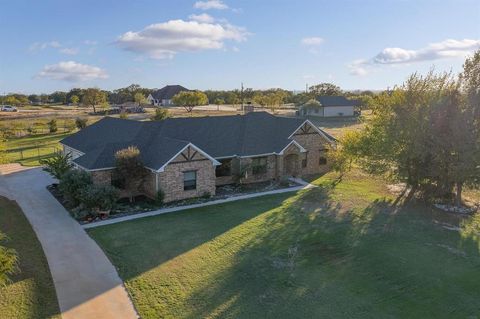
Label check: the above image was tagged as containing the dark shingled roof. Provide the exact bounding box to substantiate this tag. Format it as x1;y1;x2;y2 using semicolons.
151;85;189;100
316;96;359;107
61;112;334;170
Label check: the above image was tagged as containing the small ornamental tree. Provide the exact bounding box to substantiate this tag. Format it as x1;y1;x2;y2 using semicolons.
172;91;208;113
40;152;73;180
0;232;18;286
134;92;147;105
114;146;148;202
48;119;58;133
70;95;80;105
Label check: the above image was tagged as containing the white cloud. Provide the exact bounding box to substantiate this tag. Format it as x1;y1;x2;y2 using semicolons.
348;38;480;76
194;0;228;10
116;19;248;59
60;47;79;55
84;40;98;45
37;61;108;82
301;37;324;46
29;41;61;52
348;59;369;76
373;38;480;64
188;13;215;23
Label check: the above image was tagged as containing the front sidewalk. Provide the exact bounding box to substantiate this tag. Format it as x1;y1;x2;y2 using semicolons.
83;177;317;229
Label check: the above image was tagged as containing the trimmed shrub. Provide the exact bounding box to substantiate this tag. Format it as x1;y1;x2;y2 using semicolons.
58;169;92;207
155;189;165;205
151;108;170;121
79;185;118;215
75;117;87;130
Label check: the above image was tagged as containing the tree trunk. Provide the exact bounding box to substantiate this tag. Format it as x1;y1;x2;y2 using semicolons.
405;184;417;203
93;104;97;113
455;182;463;207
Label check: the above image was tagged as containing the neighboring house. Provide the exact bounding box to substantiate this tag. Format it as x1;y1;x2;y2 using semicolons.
60;112;336;203
300;96;359;117
147;85;189;106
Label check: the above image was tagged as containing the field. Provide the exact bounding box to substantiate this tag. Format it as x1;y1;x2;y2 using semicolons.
89;170;480;318
0;197;60;319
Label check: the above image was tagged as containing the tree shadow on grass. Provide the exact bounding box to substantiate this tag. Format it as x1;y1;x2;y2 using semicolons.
179;187;480;318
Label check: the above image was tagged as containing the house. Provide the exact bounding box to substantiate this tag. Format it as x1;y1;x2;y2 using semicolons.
300;96;359;117
147;85;189;106
60;112;336;203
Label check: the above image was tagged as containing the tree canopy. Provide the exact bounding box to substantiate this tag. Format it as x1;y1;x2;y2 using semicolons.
82;88;107;113
172;91;208;113
336;58;480;205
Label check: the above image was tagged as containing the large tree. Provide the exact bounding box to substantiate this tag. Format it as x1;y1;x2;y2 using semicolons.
82;88;107;113
309;83;342;97
172;91;208;113
338;69;479;204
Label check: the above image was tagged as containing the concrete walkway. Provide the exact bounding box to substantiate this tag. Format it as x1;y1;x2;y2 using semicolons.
0;164;138;319
84;178;316;229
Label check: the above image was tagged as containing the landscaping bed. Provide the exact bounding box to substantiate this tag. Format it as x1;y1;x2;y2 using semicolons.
48;179;303;225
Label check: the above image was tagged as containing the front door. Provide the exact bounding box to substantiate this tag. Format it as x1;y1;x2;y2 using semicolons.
284;154;299;177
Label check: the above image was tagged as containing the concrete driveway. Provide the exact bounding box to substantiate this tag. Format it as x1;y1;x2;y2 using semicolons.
0;164;138;319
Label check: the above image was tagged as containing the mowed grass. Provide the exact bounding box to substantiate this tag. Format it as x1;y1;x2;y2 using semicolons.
89;170;480;318
0;197;60;319
5;132;71;166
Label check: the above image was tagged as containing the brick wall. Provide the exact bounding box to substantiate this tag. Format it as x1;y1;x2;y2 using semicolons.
158;153;216;203
239;155;277;183
91;170;112;185
292;130;332;176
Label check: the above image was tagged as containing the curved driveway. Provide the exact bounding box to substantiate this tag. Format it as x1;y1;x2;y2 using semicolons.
0;164;138;319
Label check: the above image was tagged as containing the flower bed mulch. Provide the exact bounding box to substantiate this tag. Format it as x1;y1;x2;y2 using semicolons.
47;179;303;225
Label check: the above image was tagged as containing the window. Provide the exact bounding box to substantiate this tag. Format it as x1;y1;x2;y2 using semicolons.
252;156;268;175
319;157;327;165
183;171;197;190
302;158;307;168
216;159;232;177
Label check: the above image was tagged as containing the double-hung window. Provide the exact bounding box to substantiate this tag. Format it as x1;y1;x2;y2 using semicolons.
183;171;197;190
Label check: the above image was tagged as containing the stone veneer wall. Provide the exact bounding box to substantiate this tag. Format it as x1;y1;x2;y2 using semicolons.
158;159;216;203
91;170;112;185
292;131;331;176
239;154;277;183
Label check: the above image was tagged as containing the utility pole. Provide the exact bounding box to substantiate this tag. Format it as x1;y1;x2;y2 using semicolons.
305;83;308;93
241;82;244;113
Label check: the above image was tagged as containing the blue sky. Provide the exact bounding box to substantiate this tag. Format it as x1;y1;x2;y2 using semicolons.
0;0;479;94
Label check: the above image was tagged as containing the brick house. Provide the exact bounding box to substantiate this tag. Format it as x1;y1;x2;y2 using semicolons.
60;112;336;203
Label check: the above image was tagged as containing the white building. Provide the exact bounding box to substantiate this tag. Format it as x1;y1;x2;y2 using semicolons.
300;96;359;117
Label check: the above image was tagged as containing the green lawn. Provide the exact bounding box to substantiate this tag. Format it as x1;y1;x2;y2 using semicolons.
88;171;480;318
0;197;60;319
5;132;71;166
